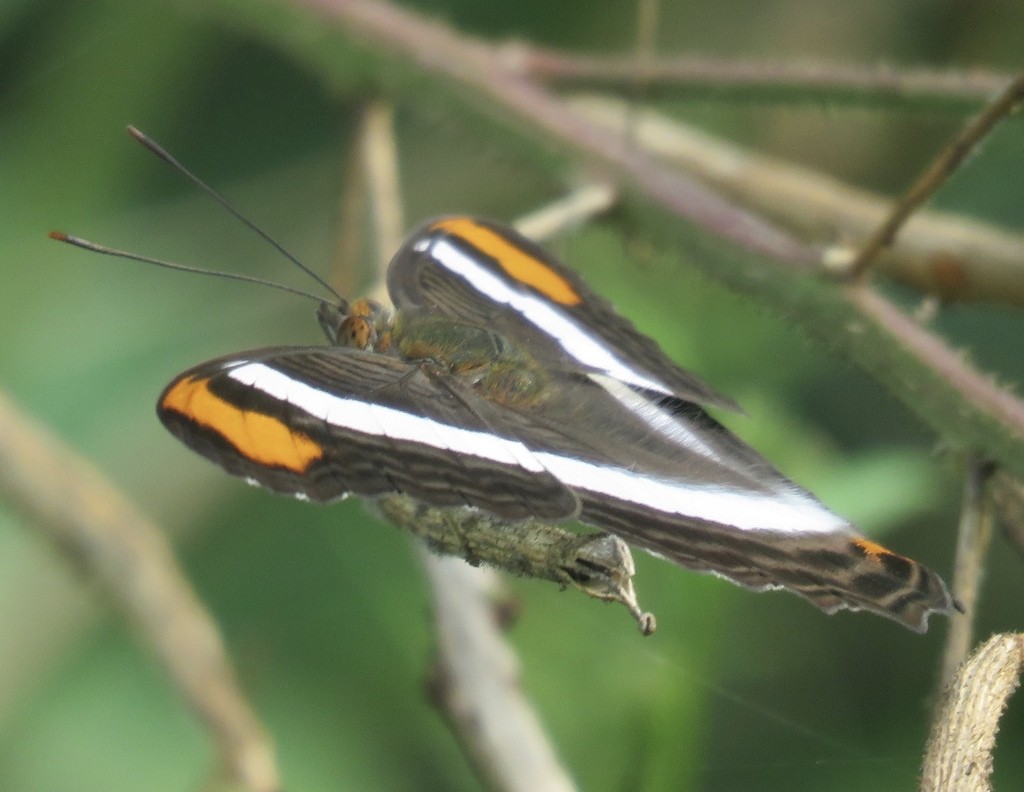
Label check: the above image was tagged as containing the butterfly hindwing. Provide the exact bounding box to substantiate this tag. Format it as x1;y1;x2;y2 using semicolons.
387;216;741;411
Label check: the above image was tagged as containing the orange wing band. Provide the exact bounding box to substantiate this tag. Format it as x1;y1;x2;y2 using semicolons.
434;217;582;306
162;376;323;473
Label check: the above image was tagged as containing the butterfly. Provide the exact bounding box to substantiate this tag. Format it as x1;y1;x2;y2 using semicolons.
152;214;957;632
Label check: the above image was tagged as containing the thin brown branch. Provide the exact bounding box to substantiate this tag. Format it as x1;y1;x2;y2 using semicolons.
939;458;995;688
570;95;1024;307
513;183;617;241
847;69;1024;279
922;633;1024;792
295;0;816;266
330;113;369;299
421;551;578;792
624;0;660;145
842;286;1024;449
0;390;279;792
360;99;406;281
509;48;1014;108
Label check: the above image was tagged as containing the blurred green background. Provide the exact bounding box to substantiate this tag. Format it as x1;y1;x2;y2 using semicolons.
2;1;1022;790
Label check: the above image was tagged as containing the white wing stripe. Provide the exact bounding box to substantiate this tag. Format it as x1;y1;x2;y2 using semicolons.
229;362;846;535
228;362;545;472
590;374;724;463
429;238;670;395
533;452;845;534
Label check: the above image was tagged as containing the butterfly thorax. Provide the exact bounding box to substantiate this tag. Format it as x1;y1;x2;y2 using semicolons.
319;298;550;409
394;313;552;409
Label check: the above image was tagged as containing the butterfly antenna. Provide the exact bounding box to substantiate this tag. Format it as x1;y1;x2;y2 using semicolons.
49;231;342;307
125;125;345;304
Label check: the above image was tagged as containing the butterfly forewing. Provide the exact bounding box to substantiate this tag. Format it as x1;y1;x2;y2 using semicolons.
158;346;580;520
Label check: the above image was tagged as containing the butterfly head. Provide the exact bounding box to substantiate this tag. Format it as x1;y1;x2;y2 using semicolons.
317;298;393;353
